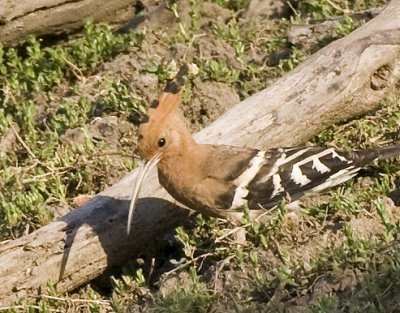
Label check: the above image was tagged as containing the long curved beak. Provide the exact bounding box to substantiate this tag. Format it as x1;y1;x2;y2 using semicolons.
127;152;162;234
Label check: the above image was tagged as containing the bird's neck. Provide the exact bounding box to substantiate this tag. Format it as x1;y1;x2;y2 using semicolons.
158;129;207;183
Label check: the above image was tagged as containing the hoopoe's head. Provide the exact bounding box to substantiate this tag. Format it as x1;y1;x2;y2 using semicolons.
127;64;194;234
137;64;192;164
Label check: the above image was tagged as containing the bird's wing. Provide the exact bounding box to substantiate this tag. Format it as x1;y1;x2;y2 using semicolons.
199;144;400;211
247;147;363;209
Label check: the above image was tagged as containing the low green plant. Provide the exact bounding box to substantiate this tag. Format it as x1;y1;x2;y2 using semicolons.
150;268;215;313
296;0;339;19
0;21;131;99
0;21;136;239
95;78;146;118
110;267;148;312
335;15;363;36
199;59;240;84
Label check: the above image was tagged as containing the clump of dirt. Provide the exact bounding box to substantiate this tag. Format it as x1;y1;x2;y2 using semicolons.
184;81;240;132
61;116;134;147
199;2;233;25
246;0;291;19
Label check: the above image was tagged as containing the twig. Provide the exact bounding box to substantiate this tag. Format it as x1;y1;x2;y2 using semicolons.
0;86;14;107
148;257;156;282
215;224;251;243
378;239;400;252
22;170;70;184
62;55;86;82
215;210;271;243
10;123;37;159
315;206;329;232
287;1;299;17
163;252;214;278
8;123;71;174
264;282;287;312
91;151;139;159
39;294;111;305
183;33;206;60
214;255;235;293
0;305;58;312
326;0;351;14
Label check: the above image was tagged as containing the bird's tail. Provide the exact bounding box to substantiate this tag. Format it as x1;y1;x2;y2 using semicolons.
352;143;400;165
375;143;400;161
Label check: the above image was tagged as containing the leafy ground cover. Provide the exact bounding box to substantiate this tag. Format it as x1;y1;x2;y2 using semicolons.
1;0;398;312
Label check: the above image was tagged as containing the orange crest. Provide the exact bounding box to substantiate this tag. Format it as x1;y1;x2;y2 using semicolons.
137;65;190;161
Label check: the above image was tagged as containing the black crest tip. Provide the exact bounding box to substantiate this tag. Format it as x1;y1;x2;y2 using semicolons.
150;99;159;108
164;64;189;94
164;81;181;94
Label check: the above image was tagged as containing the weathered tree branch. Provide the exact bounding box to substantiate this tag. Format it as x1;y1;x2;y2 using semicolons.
0;0;159;46
1;0;400;305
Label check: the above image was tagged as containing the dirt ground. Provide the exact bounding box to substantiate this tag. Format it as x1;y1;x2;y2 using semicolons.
2;0;397;311
78;1;397;312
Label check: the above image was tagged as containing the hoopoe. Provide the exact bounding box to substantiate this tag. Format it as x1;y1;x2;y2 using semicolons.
127;64;400;233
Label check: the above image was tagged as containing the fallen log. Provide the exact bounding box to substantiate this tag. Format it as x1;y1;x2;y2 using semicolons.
0;0;160;46
1;0;400;305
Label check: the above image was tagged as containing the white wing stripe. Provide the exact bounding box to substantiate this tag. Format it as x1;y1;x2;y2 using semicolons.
291;164;312;186
312;157;331;173
271;174;284;198
231;151;266;208
331;150;350;163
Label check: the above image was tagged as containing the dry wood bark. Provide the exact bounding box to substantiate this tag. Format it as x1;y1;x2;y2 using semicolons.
0;0;160;46
1;0;400;305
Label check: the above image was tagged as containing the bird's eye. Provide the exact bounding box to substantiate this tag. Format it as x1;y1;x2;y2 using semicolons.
158;138;166;147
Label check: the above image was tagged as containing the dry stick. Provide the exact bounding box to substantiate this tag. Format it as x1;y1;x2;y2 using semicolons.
62;55;86;82
22;170;70;184
161;252;215;278
214;255;235;293
182;33;207;60
325;0;351;14
1;0;400;305
214;210;272;244
10;123;37;159
0;305;56;312
39;294;111;305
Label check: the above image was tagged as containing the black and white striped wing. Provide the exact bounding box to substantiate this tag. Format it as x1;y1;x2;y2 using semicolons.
240;147;366;209
215;144;400;211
